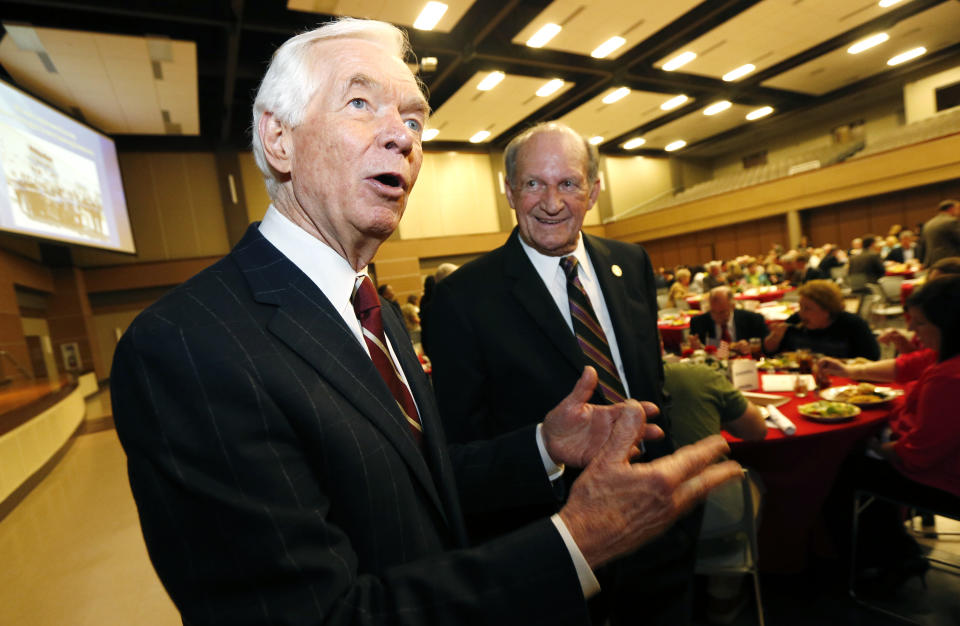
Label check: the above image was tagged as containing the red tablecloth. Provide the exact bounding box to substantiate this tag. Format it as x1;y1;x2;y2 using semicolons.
657;319;689;351
735;287;794;304
724;376;901;573
900;279;921;306
685;295;702;310
886;268;916;278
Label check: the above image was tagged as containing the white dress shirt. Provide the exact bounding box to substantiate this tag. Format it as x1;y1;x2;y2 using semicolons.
518;233;632;397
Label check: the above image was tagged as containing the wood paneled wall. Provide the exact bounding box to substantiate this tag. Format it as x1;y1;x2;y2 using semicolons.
803;178;960;247
639;215;787;270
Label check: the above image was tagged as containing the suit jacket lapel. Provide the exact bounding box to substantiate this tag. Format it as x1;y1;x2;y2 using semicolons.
584;234;642;391
503;230;585;376
231;226;448;526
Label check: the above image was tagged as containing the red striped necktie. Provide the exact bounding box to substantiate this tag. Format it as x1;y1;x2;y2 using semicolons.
560;256;627;404
352;275;423;446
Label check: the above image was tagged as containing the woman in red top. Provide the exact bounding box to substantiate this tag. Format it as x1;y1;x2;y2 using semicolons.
826;275;960;592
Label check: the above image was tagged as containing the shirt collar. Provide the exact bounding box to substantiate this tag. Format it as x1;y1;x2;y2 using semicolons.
258;204;366;315
518;232;592;285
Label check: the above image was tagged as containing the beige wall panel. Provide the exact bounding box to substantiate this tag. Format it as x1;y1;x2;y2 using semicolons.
905;66;960;123
400;152;499;239
182;153;230;256
239;152;271;223
150;152;201;258
605;156;673;217
92;309;143;380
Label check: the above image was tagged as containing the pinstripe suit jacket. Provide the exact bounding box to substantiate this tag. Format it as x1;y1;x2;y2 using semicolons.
111;224;588;626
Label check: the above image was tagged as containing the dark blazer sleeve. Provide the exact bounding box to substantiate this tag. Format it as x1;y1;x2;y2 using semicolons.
110;247;588;626
689;312;712;342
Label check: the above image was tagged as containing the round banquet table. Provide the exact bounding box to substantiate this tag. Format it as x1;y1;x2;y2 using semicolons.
657;318;689;351
735;287;794;304
685;295;703;310
724;376;903;573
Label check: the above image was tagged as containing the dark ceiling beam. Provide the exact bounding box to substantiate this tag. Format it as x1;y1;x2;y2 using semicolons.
217;0;243;148
0;0;234;28
618;0;765;71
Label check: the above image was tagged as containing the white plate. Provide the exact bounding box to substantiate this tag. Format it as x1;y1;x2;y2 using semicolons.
819;385;904;406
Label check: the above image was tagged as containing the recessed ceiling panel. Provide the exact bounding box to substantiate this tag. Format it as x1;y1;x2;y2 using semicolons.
653;0;910;81
558;89;692;143
763;1;960;95
512;0;702;60
287;0;476;34
0;26;198;135
425;72;575;142
640;103;757;150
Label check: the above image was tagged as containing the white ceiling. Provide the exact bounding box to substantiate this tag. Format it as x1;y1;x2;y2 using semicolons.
0;0;956;154
0;25;197;136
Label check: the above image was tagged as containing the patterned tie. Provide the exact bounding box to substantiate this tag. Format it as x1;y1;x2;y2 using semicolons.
721;324;732;344
560;256;627;404
352;275;423;445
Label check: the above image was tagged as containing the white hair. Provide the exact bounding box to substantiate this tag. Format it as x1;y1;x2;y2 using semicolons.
251;18;414;199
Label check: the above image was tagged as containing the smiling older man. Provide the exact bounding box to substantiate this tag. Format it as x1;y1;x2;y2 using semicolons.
110;19;739;626
428;122;704;625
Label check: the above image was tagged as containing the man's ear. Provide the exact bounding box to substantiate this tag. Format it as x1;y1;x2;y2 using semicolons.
588;176;601;209
505;182;517;210
258;111;292;175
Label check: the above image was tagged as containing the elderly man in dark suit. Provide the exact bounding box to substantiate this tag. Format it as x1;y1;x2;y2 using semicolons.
428;122;702;625
110;18;738;626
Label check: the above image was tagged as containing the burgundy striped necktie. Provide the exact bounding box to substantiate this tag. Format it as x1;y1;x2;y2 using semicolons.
352;276;423;445
560;256;627;404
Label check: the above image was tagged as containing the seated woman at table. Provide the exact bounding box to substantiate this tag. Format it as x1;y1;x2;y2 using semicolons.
666;267;692;308
764;279;880;359
817;257;960;381
826;275;960;588
743;261;770;286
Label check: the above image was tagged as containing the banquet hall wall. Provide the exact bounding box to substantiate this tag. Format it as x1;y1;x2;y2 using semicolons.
0;125;957;383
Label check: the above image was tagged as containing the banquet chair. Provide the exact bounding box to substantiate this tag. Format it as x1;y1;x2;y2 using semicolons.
865;284;904;329
695;469;765;626
849;485;960;622
877;275;904;304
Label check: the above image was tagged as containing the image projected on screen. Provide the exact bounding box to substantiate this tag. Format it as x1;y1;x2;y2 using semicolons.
0;80;135;254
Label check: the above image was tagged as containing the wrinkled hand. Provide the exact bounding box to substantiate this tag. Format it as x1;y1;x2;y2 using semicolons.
559;425;741;569
542;367;663;468
731;339;750;354
816;356;849;378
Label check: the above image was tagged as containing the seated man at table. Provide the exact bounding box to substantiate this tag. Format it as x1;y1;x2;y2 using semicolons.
664;359;766;623
689;286;769;355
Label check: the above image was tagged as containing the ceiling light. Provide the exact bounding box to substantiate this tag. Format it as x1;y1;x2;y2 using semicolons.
887;47;926;65
878;0;904;7
602;87;630;104
536;79;565;97
660;94;689;111
591;36;626;59
476;71;505;91
469;130;491;143
703;101;732;116
589;136;604;145
746;106;774;121
622;137;646;150
722;63;755;82
664;140;686;152
662;51;697;72
422;128;439;141
419;57;438;72
413;2;448;30
527;23;561;48
847;33;889;54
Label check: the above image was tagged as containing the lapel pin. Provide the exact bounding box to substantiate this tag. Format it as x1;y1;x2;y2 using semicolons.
611;264;623;277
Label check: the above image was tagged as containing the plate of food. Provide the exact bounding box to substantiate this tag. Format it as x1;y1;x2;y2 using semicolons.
759;351;800;370
797;400;861;422
820;383;904;406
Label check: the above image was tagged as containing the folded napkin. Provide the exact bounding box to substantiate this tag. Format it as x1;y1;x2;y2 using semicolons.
742;391;789;407
764;404;796;436
761;374;815;392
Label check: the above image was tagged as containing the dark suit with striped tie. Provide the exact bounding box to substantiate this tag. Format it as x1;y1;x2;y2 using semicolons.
111;224;590;625
428;228;698;625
